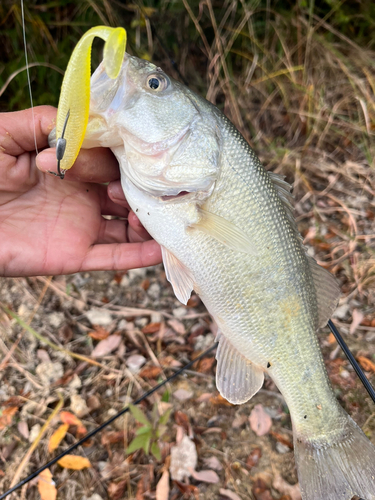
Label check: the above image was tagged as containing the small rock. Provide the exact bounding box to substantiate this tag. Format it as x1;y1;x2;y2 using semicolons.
276;442;290;454
173;307;187;318
68;374;82;390
118;319;128;330
70;394;89;418
87;395;101;411
86;309;113;326
48;312;65;328
120;275;130;288
135;317;148;328
128;268;147;281
173;388;193;401
36;361;64;385
194;333;215;351
333;303;350;320
29;424;41;443
126;354;146;372
17;421;29;440
170;435;198;481
147;283;160;300
151;312;163;323
37;350;51;363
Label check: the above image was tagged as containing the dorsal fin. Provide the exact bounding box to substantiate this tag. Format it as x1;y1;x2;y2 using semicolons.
268;171;340;328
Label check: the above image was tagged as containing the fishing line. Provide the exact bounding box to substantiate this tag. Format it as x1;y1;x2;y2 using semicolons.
20;0;38;155
0;342;218;499
328;319;375;404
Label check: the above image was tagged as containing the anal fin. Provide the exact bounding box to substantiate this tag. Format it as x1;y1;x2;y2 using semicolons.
161;246;194;305
216;332;264;404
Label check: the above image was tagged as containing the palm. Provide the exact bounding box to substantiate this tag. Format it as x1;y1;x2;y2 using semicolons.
0;106;161;277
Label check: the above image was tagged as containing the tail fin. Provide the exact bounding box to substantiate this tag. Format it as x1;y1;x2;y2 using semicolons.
295;415;375;500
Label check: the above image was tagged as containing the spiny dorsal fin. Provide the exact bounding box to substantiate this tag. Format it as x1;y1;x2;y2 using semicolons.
215;331;264;404
268;171;340;328
161;246;194;305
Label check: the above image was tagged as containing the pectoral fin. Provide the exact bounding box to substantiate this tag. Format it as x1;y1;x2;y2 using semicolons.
190;208;257;254
215;332;264;404
161;246;194;305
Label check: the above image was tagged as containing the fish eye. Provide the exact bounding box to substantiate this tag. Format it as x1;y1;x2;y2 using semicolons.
146;74;169;92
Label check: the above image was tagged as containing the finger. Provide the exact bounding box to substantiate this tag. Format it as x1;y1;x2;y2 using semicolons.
95;184;129;217
81;240;162;272
0;106;56;155
107;180;128;208
97;219;128;244
36;147;120;183
128;211;153;242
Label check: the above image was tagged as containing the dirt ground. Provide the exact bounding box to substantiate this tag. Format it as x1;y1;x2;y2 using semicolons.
1;150;375;500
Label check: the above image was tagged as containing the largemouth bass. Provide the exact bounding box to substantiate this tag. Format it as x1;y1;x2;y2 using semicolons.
82;54;375;499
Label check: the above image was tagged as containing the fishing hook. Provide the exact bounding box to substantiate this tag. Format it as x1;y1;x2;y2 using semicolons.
47;109;70;180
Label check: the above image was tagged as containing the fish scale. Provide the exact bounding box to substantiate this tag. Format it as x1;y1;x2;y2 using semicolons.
84;52;375;500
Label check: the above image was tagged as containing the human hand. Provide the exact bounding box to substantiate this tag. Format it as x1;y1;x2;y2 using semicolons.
0;105;161;277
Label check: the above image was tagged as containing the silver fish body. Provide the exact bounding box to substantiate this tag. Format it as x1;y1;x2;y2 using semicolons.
84;54;375;499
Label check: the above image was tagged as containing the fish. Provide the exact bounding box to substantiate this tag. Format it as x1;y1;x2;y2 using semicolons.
81;53;375;499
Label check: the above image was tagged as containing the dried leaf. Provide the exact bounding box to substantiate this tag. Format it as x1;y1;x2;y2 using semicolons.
0;407;18;430
57;455;91;470
246;447;262;469
197;357;215;373
269;431;293;449
48;424;69;453
190;469;220;483
252;478;273;500
167;319;186;335
357;355;375;373
108;479;127;500
60;411;82;427
17;421;29;440
350;309;364;335
142;322;161;334
91;334;121;357
219;489;242;500
156;470;170;500
174;411;189;433
37;469;57;500
127;354;146;372
139;366;163;379
88;326;110;340
209;393;234;406
249;404;272;436
203;456;223;471
101;431;125;446
273;473;302;500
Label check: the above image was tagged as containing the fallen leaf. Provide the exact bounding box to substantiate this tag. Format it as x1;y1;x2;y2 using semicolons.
170;435;197;481
91;334;122;357
269;431;293;449
156;470;169;500
108;479;127;500
48;424;69;453
249;404;272;436
57;455;91;470
197;357;215;373
246;447;262;469
167;319;186;335
17;421;29;440
174;411;190;433
60;411;82;427
273;473;302;500
220;488;242;500
209;394;234;406
88;326;110;340
350;309;364;335
190;469;220;483
139;366;162;379
203;456;223;471
101;431;125;446
37;468;57;500
357;355;375;373
0;407;18;430
142;322;161;334
252;478;273;500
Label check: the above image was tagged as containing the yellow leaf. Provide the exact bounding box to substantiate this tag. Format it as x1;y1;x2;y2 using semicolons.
58;455;91;470
38;468;57;500
357;356;375;373
48;424;69;453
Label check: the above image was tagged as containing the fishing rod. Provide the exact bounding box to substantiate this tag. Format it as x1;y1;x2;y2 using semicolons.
0;343;218;499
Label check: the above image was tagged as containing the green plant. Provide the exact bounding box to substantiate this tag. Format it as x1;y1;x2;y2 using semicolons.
126;403;171;461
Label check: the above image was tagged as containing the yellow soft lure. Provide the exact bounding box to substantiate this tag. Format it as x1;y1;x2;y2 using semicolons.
55;26;126;175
